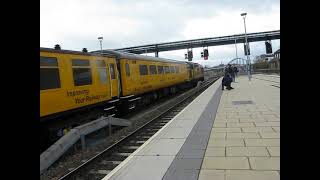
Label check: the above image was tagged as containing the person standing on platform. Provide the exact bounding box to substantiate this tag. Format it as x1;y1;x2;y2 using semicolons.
226;64;232;75
227;64;235;82
233;66;238;81
222;72;233;90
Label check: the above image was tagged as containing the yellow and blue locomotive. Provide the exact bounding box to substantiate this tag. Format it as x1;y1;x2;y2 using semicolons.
40;47;204;146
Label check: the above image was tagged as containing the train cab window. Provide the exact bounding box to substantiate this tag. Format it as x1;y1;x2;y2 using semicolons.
164;66;170;74
40;56;58;66
40;56;61;90
110;64;116;79
72;59;92;86
175;66;179;73
96;60;108;84
157;66;164;74
149;65;157;74
170;66;175;73
139;65;148;75
96;60;106;67
125;63;130;76
72;59;90;66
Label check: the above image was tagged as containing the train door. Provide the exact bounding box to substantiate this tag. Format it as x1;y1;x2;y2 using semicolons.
96;59;110;99
157;65;165;88
40;55;64;117
188;65;193;79
109;63;119;98
149;64;156;89
138;64;148;92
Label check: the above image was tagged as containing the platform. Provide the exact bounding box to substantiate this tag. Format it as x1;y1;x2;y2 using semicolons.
102;74;280;180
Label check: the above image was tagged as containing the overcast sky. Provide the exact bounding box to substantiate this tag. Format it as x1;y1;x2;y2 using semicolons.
40;0;280;67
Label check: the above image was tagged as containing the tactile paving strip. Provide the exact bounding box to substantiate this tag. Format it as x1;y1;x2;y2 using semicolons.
232;100;254;105
162;87;223;180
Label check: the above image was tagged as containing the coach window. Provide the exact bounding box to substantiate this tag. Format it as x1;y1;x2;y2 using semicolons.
170;66;175;73
164;66;170;74
125;63;130;76
72;59;92;86
96;60;108;84
40;56;61;90
157;66;164;74
149;65;157;75
175;66;179;73
110;64;116;79
139;65;148;75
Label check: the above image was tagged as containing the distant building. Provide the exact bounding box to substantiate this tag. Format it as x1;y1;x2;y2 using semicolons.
255;54;274;63
215;63;225;68
269;49;280;69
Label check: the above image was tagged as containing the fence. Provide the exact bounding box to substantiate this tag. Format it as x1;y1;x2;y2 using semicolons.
252;68;280;75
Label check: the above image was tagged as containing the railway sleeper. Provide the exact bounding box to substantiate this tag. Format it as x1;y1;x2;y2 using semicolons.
139;132;156;136
113;152;132;157
157;121;170;124
117;148;136;153
163;115;175;118
144;129;159;133
154;121;168;124
96;161;118;169
101;158;125;164
161;117;174;120
86;174;106;180
120;146;140;153
141;130;158;136
89;169;112;175
134;136;151;140
151;126;166;130
159;119;172;121
128;140;146;144
126;143;144;147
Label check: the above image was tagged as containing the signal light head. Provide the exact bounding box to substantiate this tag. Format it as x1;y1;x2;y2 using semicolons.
54;44;61;50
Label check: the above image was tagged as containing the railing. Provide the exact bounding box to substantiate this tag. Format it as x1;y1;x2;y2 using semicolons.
252;69;280;75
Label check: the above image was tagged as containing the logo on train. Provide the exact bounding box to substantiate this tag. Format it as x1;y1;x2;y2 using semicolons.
67;90;107;104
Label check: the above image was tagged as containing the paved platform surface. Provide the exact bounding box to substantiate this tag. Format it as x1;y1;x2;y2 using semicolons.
251;74;280;84
103;77;223;180
199;75;280;180
102;75;280;180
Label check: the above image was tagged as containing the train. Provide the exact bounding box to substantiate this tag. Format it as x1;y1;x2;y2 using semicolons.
40;47;204;146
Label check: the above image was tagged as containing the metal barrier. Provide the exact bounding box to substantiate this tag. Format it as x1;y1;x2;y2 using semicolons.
252;69;280;75
40;116;131;174
204;69;224;81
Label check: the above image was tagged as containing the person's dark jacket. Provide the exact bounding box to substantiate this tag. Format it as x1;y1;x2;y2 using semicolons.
233;67;238;73
222;74;232;86
226;66;234;75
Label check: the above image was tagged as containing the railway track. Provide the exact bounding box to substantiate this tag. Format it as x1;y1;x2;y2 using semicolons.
58;77;219;180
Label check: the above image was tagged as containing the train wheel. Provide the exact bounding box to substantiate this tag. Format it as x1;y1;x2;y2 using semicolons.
152;92;158;100
170;87;177;94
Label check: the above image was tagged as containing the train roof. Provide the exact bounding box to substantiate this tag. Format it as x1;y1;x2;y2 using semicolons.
91;50;187;64
186;62;204;67
40;47;116;58
41;47;198;65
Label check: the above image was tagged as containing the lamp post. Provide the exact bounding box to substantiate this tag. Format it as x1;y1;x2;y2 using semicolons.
234;35;238;64
241;12;251;81
98;37;103;55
